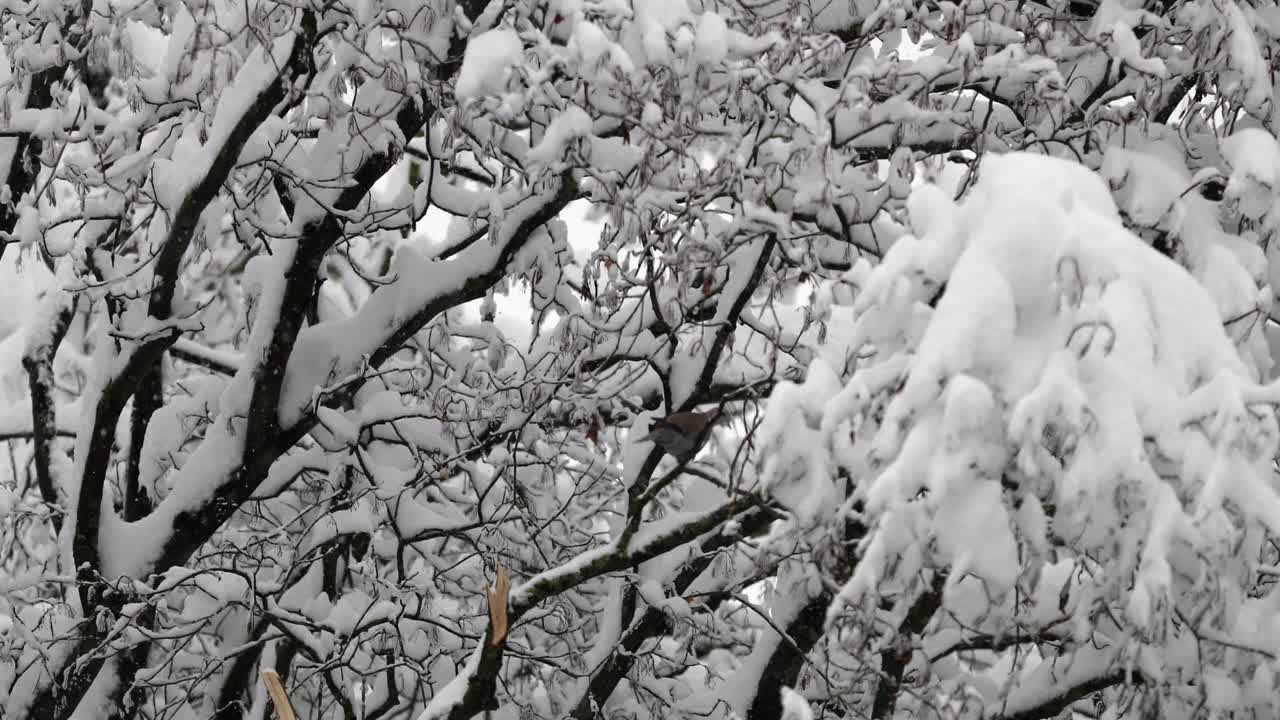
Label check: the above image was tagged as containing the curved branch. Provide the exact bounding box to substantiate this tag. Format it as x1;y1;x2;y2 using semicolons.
21;290;76;532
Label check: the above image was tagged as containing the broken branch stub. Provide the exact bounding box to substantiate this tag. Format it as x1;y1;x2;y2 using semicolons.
488;564;511;647
261;668;298;720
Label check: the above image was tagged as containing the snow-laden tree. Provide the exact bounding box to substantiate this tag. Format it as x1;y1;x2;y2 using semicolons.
3;0;1280;718
773;147;1280;720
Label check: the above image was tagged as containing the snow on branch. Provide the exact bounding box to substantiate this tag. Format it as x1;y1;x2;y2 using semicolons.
6;1;1280;719
794;148;1280;717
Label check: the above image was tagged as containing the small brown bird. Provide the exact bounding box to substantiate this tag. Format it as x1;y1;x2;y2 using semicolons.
638;409;720;461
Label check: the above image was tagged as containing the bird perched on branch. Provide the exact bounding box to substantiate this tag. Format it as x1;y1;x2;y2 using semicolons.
637;409;721;462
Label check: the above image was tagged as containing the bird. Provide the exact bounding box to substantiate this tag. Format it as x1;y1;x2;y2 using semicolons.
637;409;720;462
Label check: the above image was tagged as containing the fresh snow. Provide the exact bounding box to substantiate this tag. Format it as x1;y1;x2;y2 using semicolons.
455;28;523;101
7;3;1280;719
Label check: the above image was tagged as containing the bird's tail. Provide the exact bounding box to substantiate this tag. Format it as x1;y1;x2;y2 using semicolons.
634;420;666;443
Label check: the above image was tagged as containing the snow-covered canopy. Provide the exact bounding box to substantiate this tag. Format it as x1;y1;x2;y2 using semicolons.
4;0;1280;718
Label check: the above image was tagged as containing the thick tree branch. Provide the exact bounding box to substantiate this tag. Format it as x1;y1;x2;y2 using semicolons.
0;6;89;259
685;234;778;408
990;664;1138;720
871;575;944;720
169;339;240;376
23;15;319;720
124;370;160;521
115;7;317;531
748;517;869;718
146;21;314;321
21;291;76;532
153;93;431;573
428;497;759;720
570;508;775;719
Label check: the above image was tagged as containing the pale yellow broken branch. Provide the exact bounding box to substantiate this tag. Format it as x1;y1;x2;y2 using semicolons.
261;668;298;720
487;564;511;647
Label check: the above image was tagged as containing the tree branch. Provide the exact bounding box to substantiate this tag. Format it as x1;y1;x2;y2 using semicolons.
428;497;759;719
21;291;76;533
872;575;944;719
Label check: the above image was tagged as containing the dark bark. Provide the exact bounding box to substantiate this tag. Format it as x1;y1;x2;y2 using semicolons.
105;606;157;720
0;60;63;260
438;497;756;720
745;515;867;719
24;12;318;720
28;327;181;720
210;622;271;720
21;294;77;532
870;576;944;720
152;90;437;574
124;370;161;521
990;669;1138;720
746;594;831;720
570;509;775;719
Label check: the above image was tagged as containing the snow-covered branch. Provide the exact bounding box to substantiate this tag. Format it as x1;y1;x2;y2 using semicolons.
3;0;1280;718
